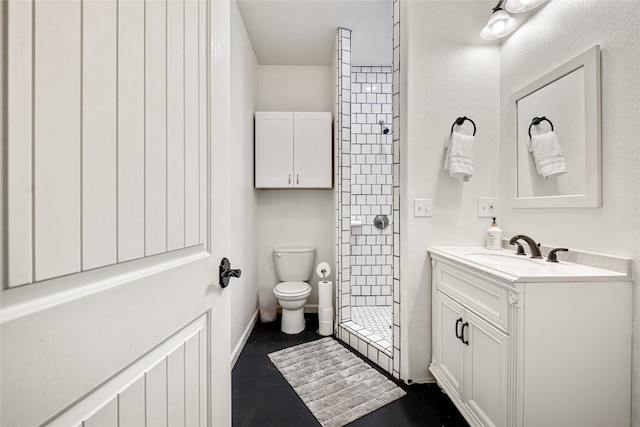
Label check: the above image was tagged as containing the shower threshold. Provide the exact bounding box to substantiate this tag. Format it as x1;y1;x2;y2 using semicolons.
342;306;393;353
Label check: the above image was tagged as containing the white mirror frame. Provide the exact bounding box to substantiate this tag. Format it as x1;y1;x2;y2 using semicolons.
508;45;601;208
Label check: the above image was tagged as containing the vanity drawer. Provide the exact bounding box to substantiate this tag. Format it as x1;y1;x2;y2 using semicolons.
435;262;511;333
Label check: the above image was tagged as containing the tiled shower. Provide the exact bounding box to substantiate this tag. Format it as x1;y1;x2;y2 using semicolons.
350;66;394;308
349;66;394;345
335;6;401;378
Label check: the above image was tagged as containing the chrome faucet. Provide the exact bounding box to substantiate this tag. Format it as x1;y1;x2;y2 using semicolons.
509;235;543;259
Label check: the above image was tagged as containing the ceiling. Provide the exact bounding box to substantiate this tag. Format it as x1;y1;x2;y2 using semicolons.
236;0;393;66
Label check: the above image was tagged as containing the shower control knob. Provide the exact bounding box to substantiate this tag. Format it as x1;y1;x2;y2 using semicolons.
374;214;389;230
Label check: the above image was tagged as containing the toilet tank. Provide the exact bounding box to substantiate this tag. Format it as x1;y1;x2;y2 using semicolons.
274;247;315;282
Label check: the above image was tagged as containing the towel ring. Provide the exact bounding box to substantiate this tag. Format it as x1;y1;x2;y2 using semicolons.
528;116;554;139
450;116;476;136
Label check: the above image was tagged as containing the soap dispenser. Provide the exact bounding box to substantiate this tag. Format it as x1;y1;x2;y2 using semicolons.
486;218;502;250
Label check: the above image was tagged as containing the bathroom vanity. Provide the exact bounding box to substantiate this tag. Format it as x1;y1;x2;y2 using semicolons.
428;247;632;427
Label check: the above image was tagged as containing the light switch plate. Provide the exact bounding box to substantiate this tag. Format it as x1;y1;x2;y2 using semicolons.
414;198;432;217
478;198;499;218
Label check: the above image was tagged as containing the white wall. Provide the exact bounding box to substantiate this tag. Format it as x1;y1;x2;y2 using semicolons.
499;1;640;422
257;65;336;307
258;65;333;112
399;0;501;382
229;2;260;354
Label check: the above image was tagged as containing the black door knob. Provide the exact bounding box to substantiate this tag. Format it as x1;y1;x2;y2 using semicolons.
219;258;242;288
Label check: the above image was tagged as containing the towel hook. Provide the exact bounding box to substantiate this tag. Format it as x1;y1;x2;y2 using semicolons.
450;116;476;136
528;116;554;139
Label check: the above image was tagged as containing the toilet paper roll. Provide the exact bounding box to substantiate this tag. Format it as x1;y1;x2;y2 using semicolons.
318;307;333;318
318;318;333;336
318;280;333;309
318;307;333;336
318;322;333;337
316;262;331;279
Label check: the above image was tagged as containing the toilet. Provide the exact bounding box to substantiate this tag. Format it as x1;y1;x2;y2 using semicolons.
273;247;315;334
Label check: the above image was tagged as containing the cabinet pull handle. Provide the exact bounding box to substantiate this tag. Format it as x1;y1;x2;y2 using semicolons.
461;322;469;345
455;318;463;340
296;174;299;185
288;174;291;184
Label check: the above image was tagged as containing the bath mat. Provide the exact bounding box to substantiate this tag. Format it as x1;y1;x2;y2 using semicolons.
267;337;406;427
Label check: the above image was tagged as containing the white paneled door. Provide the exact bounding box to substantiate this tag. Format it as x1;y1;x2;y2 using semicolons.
1;1;233;426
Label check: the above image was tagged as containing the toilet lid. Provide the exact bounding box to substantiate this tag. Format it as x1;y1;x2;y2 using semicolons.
275;281;310;294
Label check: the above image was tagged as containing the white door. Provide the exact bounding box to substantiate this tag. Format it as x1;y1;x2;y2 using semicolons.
433;291;465;398
255;112;295;188
464;310;509;427
293;112;332;188
0;1;233;425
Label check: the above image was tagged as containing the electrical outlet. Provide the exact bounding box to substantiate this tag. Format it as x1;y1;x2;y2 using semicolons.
477;198;499;218
414;198;432;217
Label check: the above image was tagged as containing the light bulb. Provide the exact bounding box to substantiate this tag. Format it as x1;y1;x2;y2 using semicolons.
492;20;505;34
480;9;518;40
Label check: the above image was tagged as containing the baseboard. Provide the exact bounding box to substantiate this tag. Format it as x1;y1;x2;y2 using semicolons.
304;303;319;313
231;307;259;369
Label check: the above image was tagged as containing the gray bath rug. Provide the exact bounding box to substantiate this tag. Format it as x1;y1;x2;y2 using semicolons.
267;337;406;427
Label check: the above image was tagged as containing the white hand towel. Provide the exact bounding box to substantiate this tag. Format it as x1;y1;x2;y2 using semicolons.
528;130;567;179
444;131;474;180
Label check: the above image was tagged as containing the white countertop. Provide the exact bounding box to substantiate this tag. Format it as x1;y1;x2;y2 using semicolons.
428;247;631;283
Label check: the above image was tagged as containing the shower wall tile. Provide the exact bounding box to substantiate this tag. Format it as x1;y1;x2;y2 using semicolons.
392;0;401;380
350;66;393;307
336;29;351;328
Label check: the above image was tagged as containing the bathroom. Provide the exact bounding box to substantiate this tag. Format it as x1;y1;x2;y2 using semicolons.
236;1;640;422
1;0;639;425
215;0;640;422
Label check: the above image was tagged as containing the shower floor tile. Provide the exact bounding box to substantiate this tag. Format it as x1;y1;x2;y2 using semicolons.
351;306;393;345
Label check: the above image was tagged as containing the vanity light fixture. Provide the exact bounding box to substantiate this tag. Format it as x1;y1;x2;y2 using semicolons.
480;0;546;40
480;1;518;40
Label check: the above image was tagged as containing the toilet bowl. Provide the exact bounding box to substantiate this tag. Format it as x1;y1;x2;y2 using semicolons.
272;247;315;334
273;281;312;334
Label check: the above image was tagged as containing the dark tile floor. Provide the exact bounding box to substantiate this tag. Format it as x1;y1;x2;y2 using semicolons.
232;314;468;426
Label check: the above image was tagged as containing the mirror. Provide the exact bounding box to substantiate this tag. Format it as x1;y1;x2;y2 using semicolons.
509;45;601;208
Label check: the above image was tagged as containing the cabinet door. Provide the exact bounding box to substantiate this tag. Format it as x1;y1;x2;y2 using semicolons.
255;112;294;188
464;310;509;427
293;112;332;188
433;291;465;398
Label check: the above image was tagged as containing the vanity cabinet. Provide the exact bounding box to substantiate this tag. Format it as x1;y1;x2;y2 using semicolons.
435;290;509;427
255;111;332;189
429;248;632;427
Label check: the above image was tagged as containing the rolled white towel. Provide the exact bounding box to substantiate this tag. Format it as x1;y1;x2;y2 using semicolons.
527;130;567;179
444;131;474;180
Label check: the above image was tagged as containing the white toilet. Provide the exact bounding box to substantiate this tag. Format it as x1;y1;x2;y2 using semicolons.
273;247;315;334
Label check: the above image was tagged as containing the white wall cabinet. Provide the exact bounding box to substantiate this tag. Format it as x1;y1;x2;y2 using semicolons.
429;248;632;427
255;112;332;189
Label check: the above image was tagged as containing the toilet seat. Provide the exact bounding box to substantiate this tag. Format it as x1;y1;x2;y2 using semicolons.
274;281;311;298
